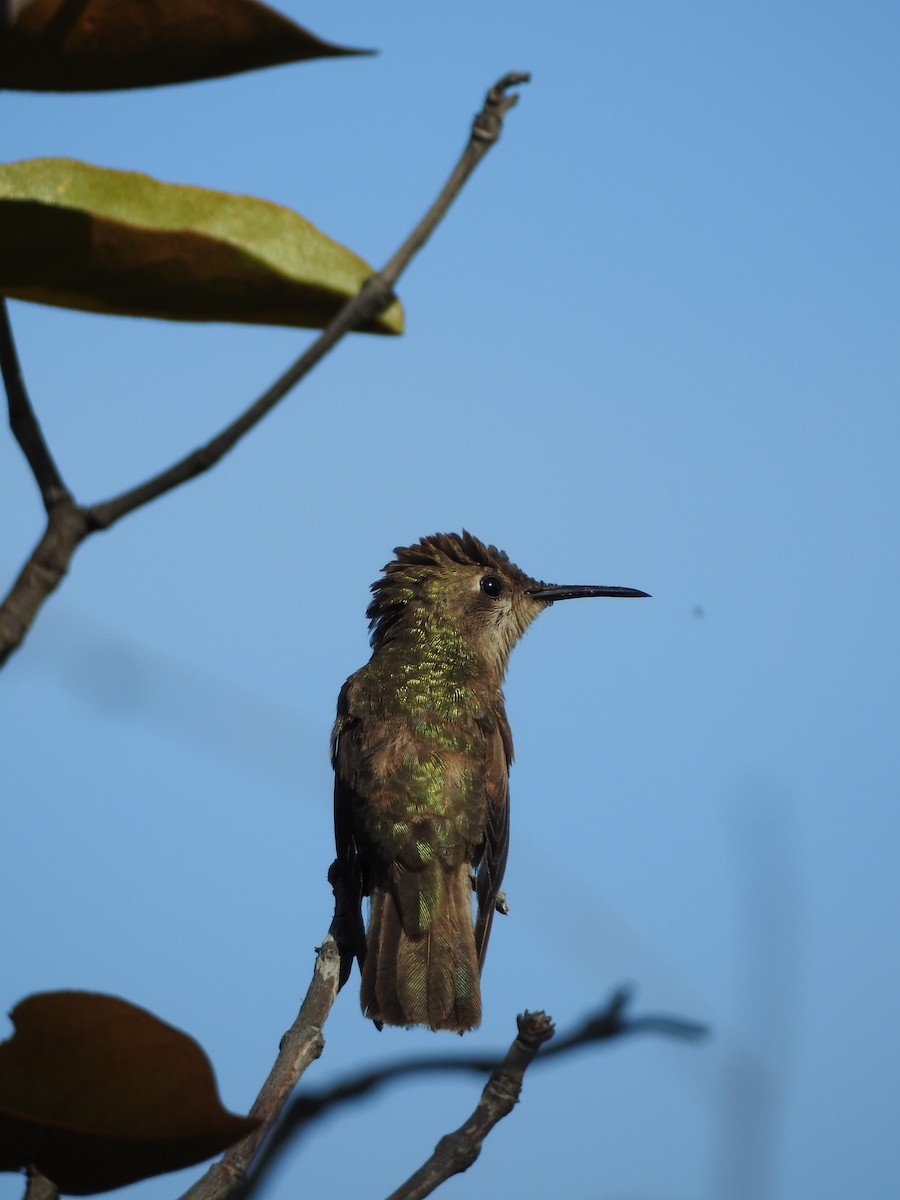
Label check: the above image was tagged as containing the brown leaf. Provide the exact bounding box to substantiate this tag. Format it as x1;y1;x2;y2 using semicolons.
0;158;404;333
0;0;370;92
0;991;259;1194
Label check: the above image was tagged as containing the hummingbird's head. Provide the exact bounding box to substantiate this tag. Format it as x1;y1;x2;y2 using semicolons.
367;532;648;677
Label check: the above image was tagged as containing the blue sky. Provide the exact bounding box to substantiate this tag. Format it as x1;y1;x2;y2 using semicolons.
2;2;899;1198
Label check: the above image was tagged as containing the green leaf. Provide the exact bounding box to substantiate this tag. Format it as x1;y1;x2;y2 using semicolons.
0;158;403;333
0;0;371;92
0;991;259;1194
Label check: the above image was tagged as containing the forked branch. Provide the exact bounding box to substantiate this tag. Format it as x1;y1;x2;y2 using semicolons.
238;984;705;1200
0;71;530;669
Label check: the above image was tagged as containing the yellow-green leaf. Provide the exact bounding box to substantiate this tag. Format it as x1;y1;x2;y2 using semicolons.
0;0;370;92
0;991;259;1194
0;158;403;333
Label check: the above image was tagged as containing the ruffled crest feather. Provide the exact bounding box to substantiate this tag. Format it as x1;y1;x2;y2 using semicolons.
366;530;534;648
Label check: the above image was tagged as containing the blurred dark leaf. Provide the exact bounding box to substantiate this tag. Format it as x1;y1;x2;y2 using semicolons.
0;158;404;332
0;0;370;91
0;991;258;1194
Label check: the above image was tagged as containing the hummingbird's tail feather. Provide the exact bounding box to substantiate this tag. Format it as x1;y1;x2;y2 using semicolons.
361;866;481;1032
361;891;406;1026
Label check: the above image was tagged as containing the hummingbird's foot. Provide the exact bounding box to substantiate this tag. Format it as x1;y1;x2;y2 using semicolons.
468;874;509;914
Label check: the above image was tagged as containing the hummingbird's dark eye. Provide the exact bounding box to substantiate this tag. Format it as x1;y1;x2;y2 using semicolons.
480;575;505;598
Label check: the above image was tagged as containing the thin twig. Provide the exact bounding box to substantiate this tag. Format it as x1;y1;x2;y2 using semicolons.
0;71;530;668
386;1010;555;1200
177;936;342;1200
1;299;71;510
539;985;708;1058
238;986;707;1200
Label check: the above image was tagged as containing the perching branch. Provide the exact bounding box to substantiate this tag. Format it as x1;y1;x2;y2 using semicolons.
0;71;530;668
176;871;381;1200
237;986;707;1200
177;935;343;1200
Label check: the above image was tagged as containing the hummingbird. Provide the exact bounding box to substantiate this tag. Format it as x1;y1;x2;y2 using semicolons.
331;531;648;1032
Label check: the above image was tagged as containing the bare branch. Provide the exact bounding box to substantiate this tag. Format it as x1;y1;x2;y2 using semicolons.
0;71;530;668
377;72;531;285
386;1010;555;1200
177;936;342;1200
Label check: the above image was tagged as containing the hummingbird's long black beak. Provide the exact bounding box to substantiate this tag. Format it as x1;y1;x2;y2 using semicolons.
525;583;650;601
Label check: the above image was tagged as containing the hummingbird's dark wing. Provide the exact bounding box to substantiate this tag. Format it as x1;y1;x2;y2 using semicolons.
331;680;368;981
474;711;513;969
